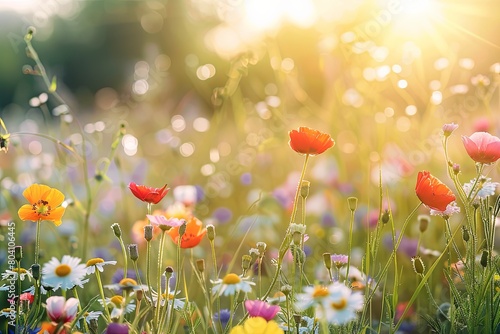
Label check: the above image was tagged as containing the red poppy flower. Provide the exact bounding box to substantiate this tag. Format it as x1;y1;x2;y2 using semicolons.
415;171;455;211
128;182;169;204
461;132;500;164
288;127;334;155
167;216;206;248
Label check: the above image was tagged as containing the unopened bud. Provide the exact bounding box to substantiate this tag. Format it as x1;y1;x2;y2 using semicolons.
411;256;425;275
128;244;139;261
165;266;174;278
179;221;187;237
241;255;252;272
347;197;358;212
15;246;23;261
249;248;259;264
136;289;143;301
481;249;489;268
144;225;154;242
300;180;310;198
461;226;469;242
111;223;122;238
292;231;302;245
381;209;390;224
207;224;215;241
256;242;267;256
418;215;430;233
293;314;302;325
196;259;205;273
452;163;460;175
323;252;332;270
281;284;292;296
31;264;40;280
24;26;36;42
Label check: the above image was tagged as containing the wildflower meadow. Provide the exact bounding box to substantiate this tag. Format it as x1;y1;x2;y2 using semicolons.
1;1;500;333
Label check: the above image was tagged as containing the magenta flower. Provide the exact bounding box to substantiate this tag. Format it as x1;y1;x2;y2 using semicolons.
244;300;280;321
46;296;79;323
462;132;500;164
106;323;129;334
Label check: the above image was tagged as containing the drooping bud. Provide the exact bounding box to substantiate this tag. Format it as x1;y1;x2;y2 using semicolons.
411;256;425;275
381;209;390;224
281;284;292;296
442;123;458;137
452;163;460;175
196;259;205;273
111;223;122;238
300;180;310;198
322;252;332;270
418;215;430;233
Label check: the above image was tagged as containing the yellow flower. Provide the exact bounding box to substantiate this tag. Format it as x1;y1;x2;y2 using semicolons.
18;184;66;226
229;317;284;334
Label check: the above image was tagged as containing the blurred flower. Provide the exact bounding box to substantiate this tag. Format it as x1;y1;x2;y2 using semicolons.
165;202;192;220
131;216;161;246
106;323;129;334
2;268;33;281
229;316;284;334
244;300;280;321
173;185;199;206
211;273;255;297
212;207;233;224
167;216;206;248
320;283;364;325
331;254;348;269
463;177;498;200
473;118;490;132
288;127;334;155
415;171;455;211
17;184;66;226
462;132;500;164
147;214;184;230
46;296;79;323
442;123;458;137
99;295;136;319
280;315;318;334
85;258;117;274
430;202;461;217
295;284;331;311
105;278;146;292
128;182;169;204
42;255;87;290
20;292;34;304
213;309;231;329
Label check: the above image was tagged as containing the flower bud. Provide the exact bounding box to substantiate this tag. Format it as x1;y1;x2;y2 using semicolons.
411;256;425;275
136;289;144;301
418;215;430;233
128;244;139;261
179;221;187;237
249;248;259;264
256;242;267;256
165;266;174;278
293;314;302;325
381;209;390;224
442;123;458;137
144;225;154;242
300;180;310;198
461;226;469;242
15;246;23;261
347;197;358;212
31;264;40;280
207;224;215;241
292;231;302;245
241;255;252;272
196;259;205;273
323;252;332;270
481;249;489;268
281;284;292;296
452;163;460;175
111;223;122;238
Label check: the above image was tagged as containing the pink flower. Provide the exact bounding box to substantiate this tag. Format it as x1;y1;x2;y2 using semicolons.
46;296;79;323
462;132;500;164
442;123;458;137
244;300;280;321
147;214;184;230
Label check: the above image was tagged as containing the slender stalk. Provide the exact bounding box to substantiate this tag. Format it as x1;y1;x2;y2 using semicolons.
72;288;90;334
210;239;221;330
155;231;167;329
167;237;182;332
95;270;112;322
15;261;21;334
345;207;355;282
444;218;455;332
34;220;41;265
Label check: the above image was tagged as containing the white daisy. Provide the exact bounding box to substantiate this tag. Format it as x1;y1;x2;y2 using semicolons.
211;273;255;297
1;268;33;281
104;278;147;292
295;284;331;311
150;289;186;310
99;295;136;319
319;282;364;325
85;258;117;274
42;255;87;290
430;202;461;217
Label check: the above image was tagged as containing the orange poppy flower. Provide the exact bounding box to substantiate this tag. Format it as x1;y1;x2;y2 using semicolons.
288;127;334;155
129;182;169;204
415;171;455;211
167;216;206;248
18;184;66;226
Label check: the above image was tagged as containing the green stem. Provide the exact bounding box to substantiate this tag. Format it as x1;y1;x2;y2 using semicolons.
210;239;221;331
34;220;41;265
345;208;355;283
95;270;112;322
155;231;167;329
167;237;182;332
72;288;90;334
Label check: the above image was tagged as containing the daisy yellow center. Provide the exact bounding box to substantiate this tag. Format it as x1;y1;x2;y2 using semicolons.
119;278;138;286
86;258;105;267
162;293;175;300
312;286;329;298
55;264;72;277
222;273;241;285
32;200;52;216
331;298;347;310
13;268;27;274
110;295;123;307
